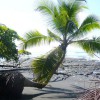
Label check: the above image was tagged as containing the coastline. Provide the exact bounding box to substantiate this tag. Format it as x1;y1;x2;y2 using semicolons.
21;57;100;100
22;75;100;100
1;57;99;79
62;57;100;76
0;57;100;100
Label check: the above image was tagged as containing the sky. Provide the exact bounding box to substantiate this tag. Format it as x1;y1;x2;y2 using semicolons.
0;0;46;36
0;0;100;57
87;0;100;15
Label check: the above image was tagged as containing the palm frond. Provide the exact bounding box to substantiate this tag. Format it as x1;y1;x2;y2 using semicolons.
66;20;78;37
18;50;31;55
23;31;54;49
31;46;65;84
37;0;56;16
18;36;26;42
52;0;87;36
59;0;87;26
72;37;100;55
60;0;87;37
36;1;64;37
81;15;100;30
37;0;86;37
72;15;100;39
47;29;62;42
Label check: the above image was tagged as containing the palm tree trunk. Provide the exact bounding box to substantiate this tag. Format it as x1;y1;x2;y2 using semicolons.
53;43;67;73
0;71;45;98
24;78;45;88
44;43;67;85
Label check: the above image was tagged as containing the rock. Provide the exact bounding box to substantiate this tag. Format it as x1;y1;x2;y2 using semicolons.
0;71;25;99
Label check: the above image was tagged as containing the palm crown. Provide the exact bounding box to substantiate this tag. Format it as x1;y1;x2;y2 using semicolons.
22;0;100;84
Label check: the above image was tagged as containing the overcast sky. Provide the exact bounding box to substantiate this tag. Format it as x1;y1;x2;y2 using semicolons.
0;0;99;35
0;0;100;57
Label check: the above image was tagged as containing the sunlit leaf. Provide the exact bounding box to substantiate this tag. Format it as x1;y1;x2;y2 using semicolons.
23;31;54;49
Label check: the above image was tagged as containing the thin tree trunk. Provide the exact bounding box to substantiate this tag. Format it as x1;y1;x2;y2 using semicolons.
24;78;45;88
0;71;45;98
52;43;67;73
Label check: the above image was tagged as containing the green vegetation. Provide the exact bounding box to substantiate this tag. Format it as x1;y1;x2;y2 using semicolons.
32;46;64;83
0;25;44;98
18;49;31;55
0;25;19;61
22;0;100;85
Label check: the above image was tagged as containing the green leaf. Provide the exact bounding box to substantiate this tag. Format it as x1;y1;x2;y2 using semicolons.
23;31;54;49
47;29;62;42
18;50;31;55
72;15;100;39
31;46;64;84
0;25;18;61
72;37;100;55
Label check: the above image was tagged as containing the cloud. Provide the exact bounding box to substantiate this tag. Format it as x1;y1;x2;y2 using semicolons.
0;10;47;36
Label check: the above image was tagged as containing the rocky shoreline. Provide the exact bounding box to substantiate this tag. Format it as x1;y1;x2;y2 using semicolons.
0;57;100;80
61;58;100;76
0;57;100;100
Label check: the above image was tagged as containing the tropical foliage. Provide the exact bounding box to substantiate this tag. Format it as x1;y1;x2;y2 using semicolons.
32;46;65;84
0;24;19;61
22;0;100;84
18;50;31;55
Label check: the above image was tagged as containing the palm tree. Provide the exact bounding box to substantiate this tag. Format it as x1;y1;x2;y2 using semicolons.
22;0;100;85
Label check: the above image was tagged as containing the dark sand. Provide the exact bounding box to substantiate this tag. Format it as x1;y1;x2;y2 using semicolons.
1;57;100;100
21;75;100;100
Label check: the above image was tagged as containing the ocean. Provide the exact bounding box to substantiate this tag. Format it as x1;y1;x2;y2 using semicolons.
0;45;100;79
28;45;100;61
66;50;100;61
0;44;100;65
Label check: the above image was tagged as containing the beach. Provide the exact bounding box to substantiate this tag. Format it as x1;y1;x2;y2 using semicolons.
21;75;100;100
16;57;100;100
0;57;100;100
0;0;100;99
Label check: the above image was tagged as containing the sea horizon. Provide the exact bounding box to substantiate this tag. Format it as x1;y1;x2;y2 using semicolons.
30;49;100;61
